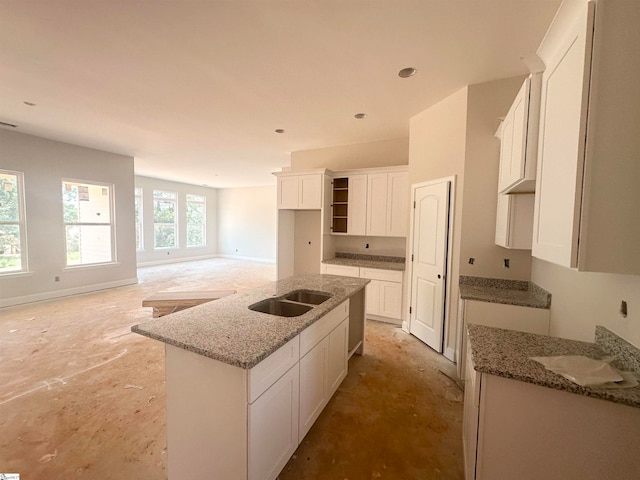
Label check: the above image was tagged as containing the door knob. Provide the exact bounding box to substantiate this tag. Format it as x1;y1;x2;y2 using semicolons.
437;274;441;279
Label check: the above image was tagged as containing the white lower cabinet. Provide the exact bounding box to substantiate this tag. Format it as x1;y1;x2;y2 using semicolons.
321;263;404;322
463;348;640;480
248;365;299;480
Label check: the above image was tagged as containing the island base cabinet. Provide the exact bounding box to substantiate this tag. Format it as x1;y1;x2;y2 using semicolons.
299;317;348;441
469;373;640;480
248;365;300;480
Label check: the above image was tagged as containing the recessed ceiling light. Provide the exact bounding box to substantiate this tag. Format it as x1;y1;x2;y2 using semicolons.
275;129;285;134
23;101;36;106
398;67;417;78
354;113;367;119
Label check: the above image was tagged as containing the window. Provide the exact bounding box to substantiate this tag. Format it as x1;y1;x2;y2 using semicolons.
62;180;114;266
153;190;177;249
135;187;143;251
0;170;27;273
186;194;206;247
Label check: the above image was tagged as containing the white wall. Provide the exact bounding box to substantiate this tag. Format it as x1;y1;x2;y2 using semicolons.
135;176;218;265
460;76;532;280
0;129;137;307
334;236;406;258
217;186;276;262
532;260;640;348
290;137;408;171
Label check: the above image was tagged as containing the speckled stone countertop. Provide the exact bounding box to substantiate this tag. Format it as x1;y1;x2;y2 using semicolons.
323;253;405;271
459;276;551;309
467;324;640;408
132;273;369;370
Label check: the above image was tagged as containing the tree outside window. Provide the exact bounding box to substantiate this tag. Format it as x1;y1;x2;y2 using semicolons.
62;180;114;266
154;190;177;249
186;194;206;247
0;170;27;273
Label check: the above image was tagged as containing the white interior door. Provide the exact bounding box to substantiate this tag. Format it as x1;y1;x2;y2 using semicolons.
409;180;450;352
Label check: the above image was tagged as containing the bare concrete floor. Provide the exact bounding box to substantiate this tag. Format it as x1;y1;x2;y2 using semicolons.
0;259;463;479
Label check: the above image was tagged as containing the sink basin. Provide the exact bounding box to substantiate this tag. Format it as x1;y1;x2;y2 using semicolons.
248;298;313;317
283;290;333;305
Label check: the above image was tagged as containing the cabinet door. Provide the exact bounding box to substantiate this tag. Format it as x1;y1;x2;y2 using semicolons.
347;174;367;235
365;279;380;315
299;174;322;210
299;338;328;441
497;112;515;194
248;365;299;480
500;79;528;192
366;173;388;236
462;340;481;480
495;194;534;250
321;263;360;278
327;318;349;397
532;6;594;268
379;280;402;319
386;172;409;237
278;176;299;210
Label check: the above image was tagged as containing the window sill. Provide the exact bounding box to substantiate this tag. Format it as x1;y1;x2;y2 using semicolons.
0;270;33;279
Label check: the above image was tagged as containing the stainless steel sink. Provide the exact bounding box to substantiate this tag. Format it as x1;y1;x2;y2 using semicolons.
283;290;332;305
248;298;313;317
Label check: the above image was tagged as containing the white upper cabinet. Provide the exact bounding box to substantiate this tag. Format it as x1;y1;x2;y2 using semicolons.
495;194;534;250
497;75;542;194
532;0;640;274
275;172;323;210
330;175;367;235
366;171;408;237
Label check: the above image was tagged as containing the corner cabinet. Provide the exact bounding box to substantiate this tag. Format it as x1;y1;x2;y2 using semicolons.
497;74;542;194
275;172;324;210
532;0;640;274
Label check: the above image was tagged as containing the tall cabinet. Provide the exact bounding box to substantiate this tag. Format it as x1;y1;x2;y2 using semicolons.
532;0;640;274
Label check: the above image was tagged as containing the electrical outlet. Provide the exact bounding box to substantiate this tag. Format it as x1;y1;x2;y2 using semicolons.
54;276;60;282
503;258;510;268
365;243;369;249
620;300;628;318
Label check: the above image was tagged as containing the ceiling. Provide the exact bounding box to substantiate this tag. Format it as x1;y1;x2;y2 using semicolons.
0;0;561;188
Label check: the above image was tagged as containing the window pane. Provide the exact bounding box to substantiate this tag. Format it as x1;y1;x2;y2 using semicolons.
0;174;19;222
136;224;142;251
154;225;176;248
187;225;204;247
65;225;112;265
154;200;175;223
153;191;176;200
0;224;22;272
187;202;204;224
63;182;110;224
186;194;205;202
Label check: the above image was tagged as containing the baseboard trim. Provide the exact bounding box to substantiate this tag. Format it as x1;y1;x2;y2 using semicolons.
444;346;456;363
136;254;220;267
1;277;139;308
217;254;276;264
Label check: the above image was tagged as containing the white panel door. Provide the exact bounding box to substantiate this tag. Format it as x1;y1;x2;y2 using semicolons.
365;280;380;315
409;181;450;352
327;318;348;395
366;173;388;236
379;281;402;319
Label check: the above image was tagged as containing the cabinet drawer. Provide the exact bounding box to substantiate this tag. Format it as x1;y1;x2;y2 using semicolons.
300;300;349;356
248;336;300;403
321;263;360;278
360;267;403;283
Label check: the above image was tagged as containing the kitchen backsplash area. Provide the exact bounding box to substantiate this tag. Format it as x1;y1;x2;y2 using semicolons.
334;235;406;257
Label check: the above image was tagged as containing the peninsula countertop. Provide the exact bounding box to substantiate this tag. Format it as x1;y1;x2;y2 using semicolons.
467;323;640;408
459;275;551;309
132;273;369;369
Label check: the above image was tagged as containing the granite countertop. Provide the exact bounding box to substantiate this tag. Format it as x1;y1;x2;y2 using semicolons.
467;323;640;408
132;274;369;370
323;253;405;271
459;276;551;309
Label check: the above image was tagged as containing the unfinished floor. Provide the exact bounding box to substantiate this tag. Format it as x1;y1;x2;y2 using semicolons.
0;258;463;479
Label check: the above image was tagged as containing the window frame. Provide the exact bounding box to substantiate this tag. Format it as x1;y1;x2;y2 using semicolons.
62;179;116;268
135;187;144;252
0;169;28;275
186;194;206;248
153;190;178;250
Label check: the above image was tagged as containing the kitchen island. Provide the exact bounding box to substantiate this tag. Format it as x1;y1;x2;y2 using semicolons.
132;273;369;480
